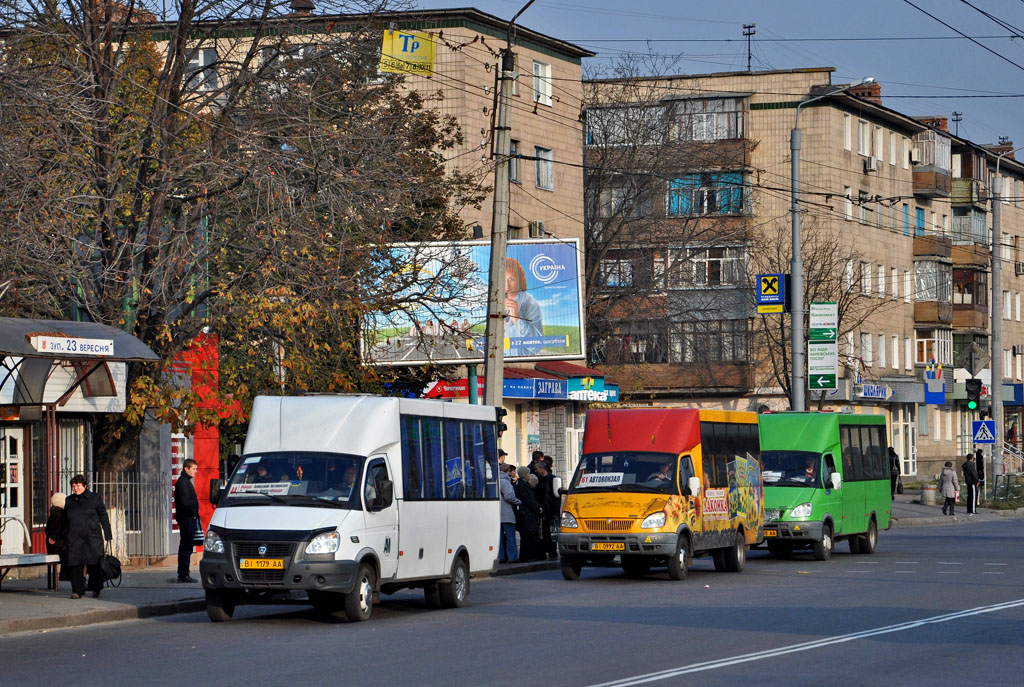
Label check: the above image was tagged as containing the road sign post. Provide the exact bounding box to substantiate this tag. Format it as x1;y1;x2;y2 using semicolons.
807;302;838;391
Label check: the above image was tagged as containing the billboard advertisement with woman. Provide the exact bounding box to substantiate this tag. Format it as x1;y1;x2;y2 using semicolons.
363;239;584;365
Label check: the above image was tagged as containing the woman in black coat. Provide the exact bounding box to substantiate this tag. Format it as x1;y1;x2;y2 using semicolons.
514;467;544;562
45;492;69;581
64;474;112;599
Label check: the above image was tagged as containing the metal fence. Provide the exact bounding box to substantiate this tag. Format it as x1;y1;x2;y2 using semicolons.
58;471;172;559
992;474;1024;502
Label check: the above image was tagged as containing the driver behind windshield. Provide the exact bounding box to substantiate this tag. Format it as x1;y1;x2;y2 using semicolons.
647;462;673;484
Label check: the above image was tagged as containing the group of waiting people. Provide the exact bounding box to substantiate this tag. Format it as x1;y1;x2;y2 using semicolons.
44;474;113;599
937;449;983;516
498;449;560;564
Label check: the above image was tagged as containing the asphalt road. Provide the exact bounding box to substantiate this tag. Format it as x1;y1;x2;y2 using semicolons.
3;521;1022;686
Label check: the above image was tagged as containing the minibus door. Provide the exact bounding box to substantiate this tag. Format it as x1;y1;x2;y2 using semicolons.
363;457;399;580
821;452;844;534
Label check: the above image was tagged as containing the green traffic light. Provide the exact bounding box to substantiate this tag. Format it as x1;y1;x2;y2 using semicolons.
968;400;978;410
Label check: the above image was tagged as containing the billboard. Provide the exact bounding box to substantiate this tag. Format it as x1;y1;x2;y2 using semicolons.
363;239;584;366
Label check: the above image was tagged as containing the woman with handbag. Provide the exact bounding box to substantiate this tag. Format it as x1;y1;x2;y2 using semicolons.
938;461;960;516
64;475;112;599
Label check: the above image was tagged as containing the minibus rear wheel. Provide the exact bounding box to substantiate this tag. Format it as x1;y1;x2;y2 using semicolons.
857;518;878;554
721;530;747;572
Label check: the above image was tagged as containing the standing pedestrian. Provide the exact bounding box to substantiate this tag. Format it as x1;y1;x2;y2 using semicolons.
174;458;201;583
514;466;543;561
528;450;544;474
961;452;980;515
938;461;959;516
63;475;112;599
534;460;558;560
975;448;985;501
888;447;901;500
45;492;69;582
498;464;521;563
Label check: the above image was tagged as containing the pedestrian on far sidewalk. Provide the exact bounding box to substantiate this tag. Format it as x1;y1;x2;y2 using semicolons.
938;461;959;516
515;466;543;561
64;475;112;599
962;452;980;515
534;460;558;560
45;492;69;582
174;458;201;583
888;447;901;500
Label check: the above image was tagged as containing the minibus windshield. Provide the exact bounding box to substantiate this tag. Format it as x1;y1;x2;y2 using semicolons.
761;450;820;487
570;452;681;494
221;452;366;508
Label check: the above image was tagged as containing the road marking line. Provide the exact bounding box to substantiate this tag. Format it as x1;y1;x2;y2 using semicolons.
894;561;918;564
846;570;872;573
938;562;963;565
984;572;1005;575
586;599;1024;687
937;571;961;574
894;571;916;574
984;563;1008;566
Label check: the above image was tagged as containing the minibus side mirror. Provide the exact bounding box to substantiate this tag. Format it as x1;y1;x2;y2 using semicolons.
209;479;224;505
829;472;842;490
558;487;568;496
687;476;701;497
551;476;562;496
379;479;394;509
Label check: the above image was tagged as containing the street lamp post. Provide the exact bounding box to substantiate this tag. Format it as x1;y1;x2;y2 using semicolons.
790;78;872;411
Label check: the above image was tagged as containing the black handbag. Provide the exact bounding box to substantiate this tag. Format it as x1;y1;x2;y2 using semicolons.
896;476;904;495
192;517;205;546
100;543;122;587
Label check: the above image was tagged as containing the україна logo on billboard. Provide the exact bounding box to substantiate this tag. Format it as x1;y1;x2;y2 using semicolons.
529;253;567;284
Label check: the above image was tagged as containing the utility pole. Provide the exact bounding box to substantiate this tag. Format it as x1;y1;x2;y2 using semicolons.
743;24;756;72
483;1;535;408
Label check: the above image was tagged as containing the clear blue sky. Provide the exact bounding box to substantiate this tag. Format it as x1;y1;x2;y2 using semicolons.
422;0;1024;149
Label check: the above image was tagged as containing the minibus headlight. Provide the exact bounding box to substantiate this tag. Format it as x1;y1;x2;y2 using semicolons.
203;530;225;554
789;502;813;519
641;512;666;529
560;511;578;529
305;531;340;555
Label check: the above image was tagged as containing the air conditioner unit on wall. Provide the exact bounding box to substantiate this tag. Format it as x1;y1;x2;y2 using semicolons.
1016;261;1024;276
910;147;922;164
864;156;878;172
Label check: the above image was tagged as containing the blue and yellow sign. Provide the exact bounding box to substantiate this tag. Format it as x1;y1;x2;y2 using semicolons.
380;30;436;76
756;273;785;314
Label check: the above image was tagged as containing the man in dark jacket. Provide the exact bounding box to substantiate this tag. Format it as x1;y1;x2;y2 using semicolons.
534;460;558;560
962;452;980;515
514;466;543;561
174;458;201;583
64;475;112;599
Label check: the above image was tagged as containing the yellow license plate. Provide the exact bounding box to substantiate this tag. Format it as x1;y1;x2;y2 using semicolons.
592;542;625;551
239;558;284;570
764;529;778;537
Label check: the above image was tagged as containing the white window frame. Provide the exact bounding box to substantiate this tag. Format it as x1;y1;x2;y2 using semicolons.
861;332;873;367
860;261;871;295
905;336;913;370
1004;290;1012;320
844;114;852;151
877;265;885;298
878;334;886;369
533;60;552;107
845;260;855;293
186;46;220;92
844;186;853;220
892;334;899;370
1017;293;1021;322
889;132;897;165
1005;349;1013;381
902;137;910;169
891;267;899;300
875;126;884;162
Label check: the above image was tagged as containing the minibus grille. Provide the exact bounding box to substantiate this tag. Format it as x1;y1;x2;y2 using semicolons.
582;518;636;532
233;542;295;558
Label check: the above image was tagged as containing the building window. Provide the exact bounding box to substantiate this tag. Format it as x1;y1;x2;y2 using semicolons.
905;337;913;370
594;182;652;218
667;172;745;216
508;225;522;239
533;60;552;106
914;260;952;302
860;262;871;296
916;328;952;365
878;334;886;368
916;207;926;236
902;137;910;169
509;140;520;183
677;320;749;363
889;132;897;165
599;258;634;288
585;105;664;146
681;246;746;287
861;332;873;367
669;97;744;142
844;186;853;220
186;47;220;91
877;265;885;298
845;260;855;293
859;191;869;224
858;120;871;155
528;221;545;238
952;208;987;244
904;270;912;303
1017;293;1021;321
1005;350;1013;379
902;204;910;236
844;114;852;150
892;334;899;370
875;127;884;162
1004;290;1012;320
891;267;899;300
535;146;553;190
953;269;987;306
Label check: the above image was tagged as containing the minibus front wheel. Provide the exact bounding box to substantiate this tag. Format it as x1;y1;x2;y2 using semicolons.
813;523;833;561
205;590;237;622
561;555;583;580
343;562;376;622
666;533;690;581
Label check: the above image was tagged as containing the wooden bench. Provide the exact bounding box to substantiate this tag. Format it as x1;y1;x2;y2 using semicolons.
0;553;61;591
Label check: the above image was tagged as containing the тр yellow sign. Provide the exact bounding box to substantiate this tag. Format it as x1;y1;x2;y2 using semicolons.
380;30;435;76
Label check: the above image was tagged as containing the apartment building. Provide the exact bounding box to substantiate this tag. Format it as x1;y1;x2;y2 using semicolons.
584;67;1024;478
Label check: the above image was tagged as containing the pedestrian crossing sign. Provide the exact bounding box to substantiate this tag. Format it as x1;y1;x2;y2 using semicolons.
972;420;995;444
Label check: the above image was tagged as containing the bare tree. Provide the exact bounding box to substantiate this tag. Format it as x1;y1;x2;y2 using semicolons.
0;0;485;467
749;217;892;408
582;56;754;396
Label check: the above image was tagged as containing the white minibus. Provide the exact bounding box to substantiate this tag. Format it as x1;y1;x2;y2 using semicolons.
200;395;501;622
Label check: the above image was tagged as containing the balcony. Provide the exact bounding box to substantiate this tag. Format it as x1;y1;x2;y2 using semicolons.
915;301;953;325
952;179;989;208
952;306;987;330
913;166;952;198
913;234;951;258
951;242;989;267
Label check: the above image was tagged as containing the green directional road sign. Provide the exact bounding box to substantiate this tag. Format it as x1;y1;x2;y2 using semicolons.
809;374;837;389
808;327;837;342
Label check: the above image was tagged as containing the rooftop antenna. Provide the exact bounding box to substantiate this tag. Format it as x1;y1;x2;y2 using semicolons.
952;111;963;136
743;24;756;72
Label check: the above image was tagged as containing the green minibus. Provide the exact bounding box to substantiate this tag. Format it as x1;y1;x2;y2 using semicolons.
758;412;892;561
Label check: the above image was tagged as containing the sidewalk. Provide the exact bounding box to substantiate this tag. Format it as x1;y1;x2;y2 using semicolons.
3;498;1020;637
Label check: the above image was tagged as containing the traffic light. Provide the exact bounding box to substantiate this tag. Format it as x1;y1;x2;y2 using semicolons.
495;407;508;436
965;378;982;410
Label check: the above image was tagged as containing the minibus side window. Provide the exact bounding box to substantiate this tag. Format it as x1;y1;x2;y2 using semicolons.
823;454;837;486
678;456;694;493
444;419;465;500
401;416;424;499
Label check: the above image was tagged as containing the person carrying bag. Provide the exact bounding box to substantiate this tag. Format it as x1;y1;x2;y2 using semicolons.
174;458;202;583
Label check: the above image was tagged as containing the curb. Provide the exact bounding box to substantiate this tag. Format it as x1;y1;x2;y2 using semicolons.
0;597;206;636
492;559;559;576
